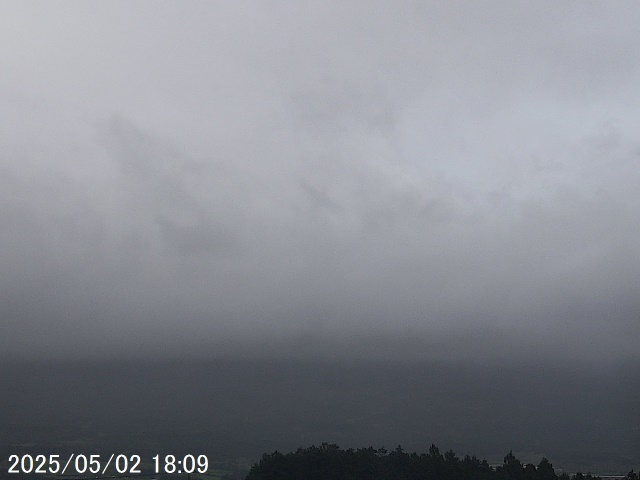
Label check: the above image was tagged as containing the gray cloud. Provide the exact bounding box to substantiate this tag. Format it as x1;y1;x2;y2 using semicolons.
1;2;639;365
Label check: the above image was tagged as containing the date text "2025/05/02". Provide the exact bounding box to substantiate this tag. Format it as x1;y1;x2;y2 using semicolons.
8;454;209;475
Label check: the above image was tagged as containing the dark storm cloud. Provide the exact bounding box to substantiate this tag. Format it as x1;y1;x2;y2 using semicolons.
1;1;639;363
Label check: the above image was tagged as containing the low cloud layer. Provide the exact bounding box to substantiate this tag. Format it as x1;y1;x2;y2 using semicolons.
1;2;639;363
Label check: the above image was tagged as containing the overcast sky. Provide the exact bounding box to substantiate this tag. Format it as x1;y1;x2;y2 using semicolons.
2;1;639;363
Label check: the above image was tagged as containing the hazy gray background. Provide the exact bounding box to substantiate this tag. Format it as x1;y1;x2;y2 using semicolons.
2;1;639;364
2;359;638;473
2;2;640;472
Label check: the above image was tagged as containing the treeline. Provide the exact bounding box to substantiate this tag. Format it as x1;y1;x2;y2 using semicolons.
246;443;635;480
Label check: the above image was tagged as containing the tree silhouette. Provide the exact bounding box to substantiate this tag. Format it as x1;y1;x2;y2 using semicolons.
245;444;606;480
